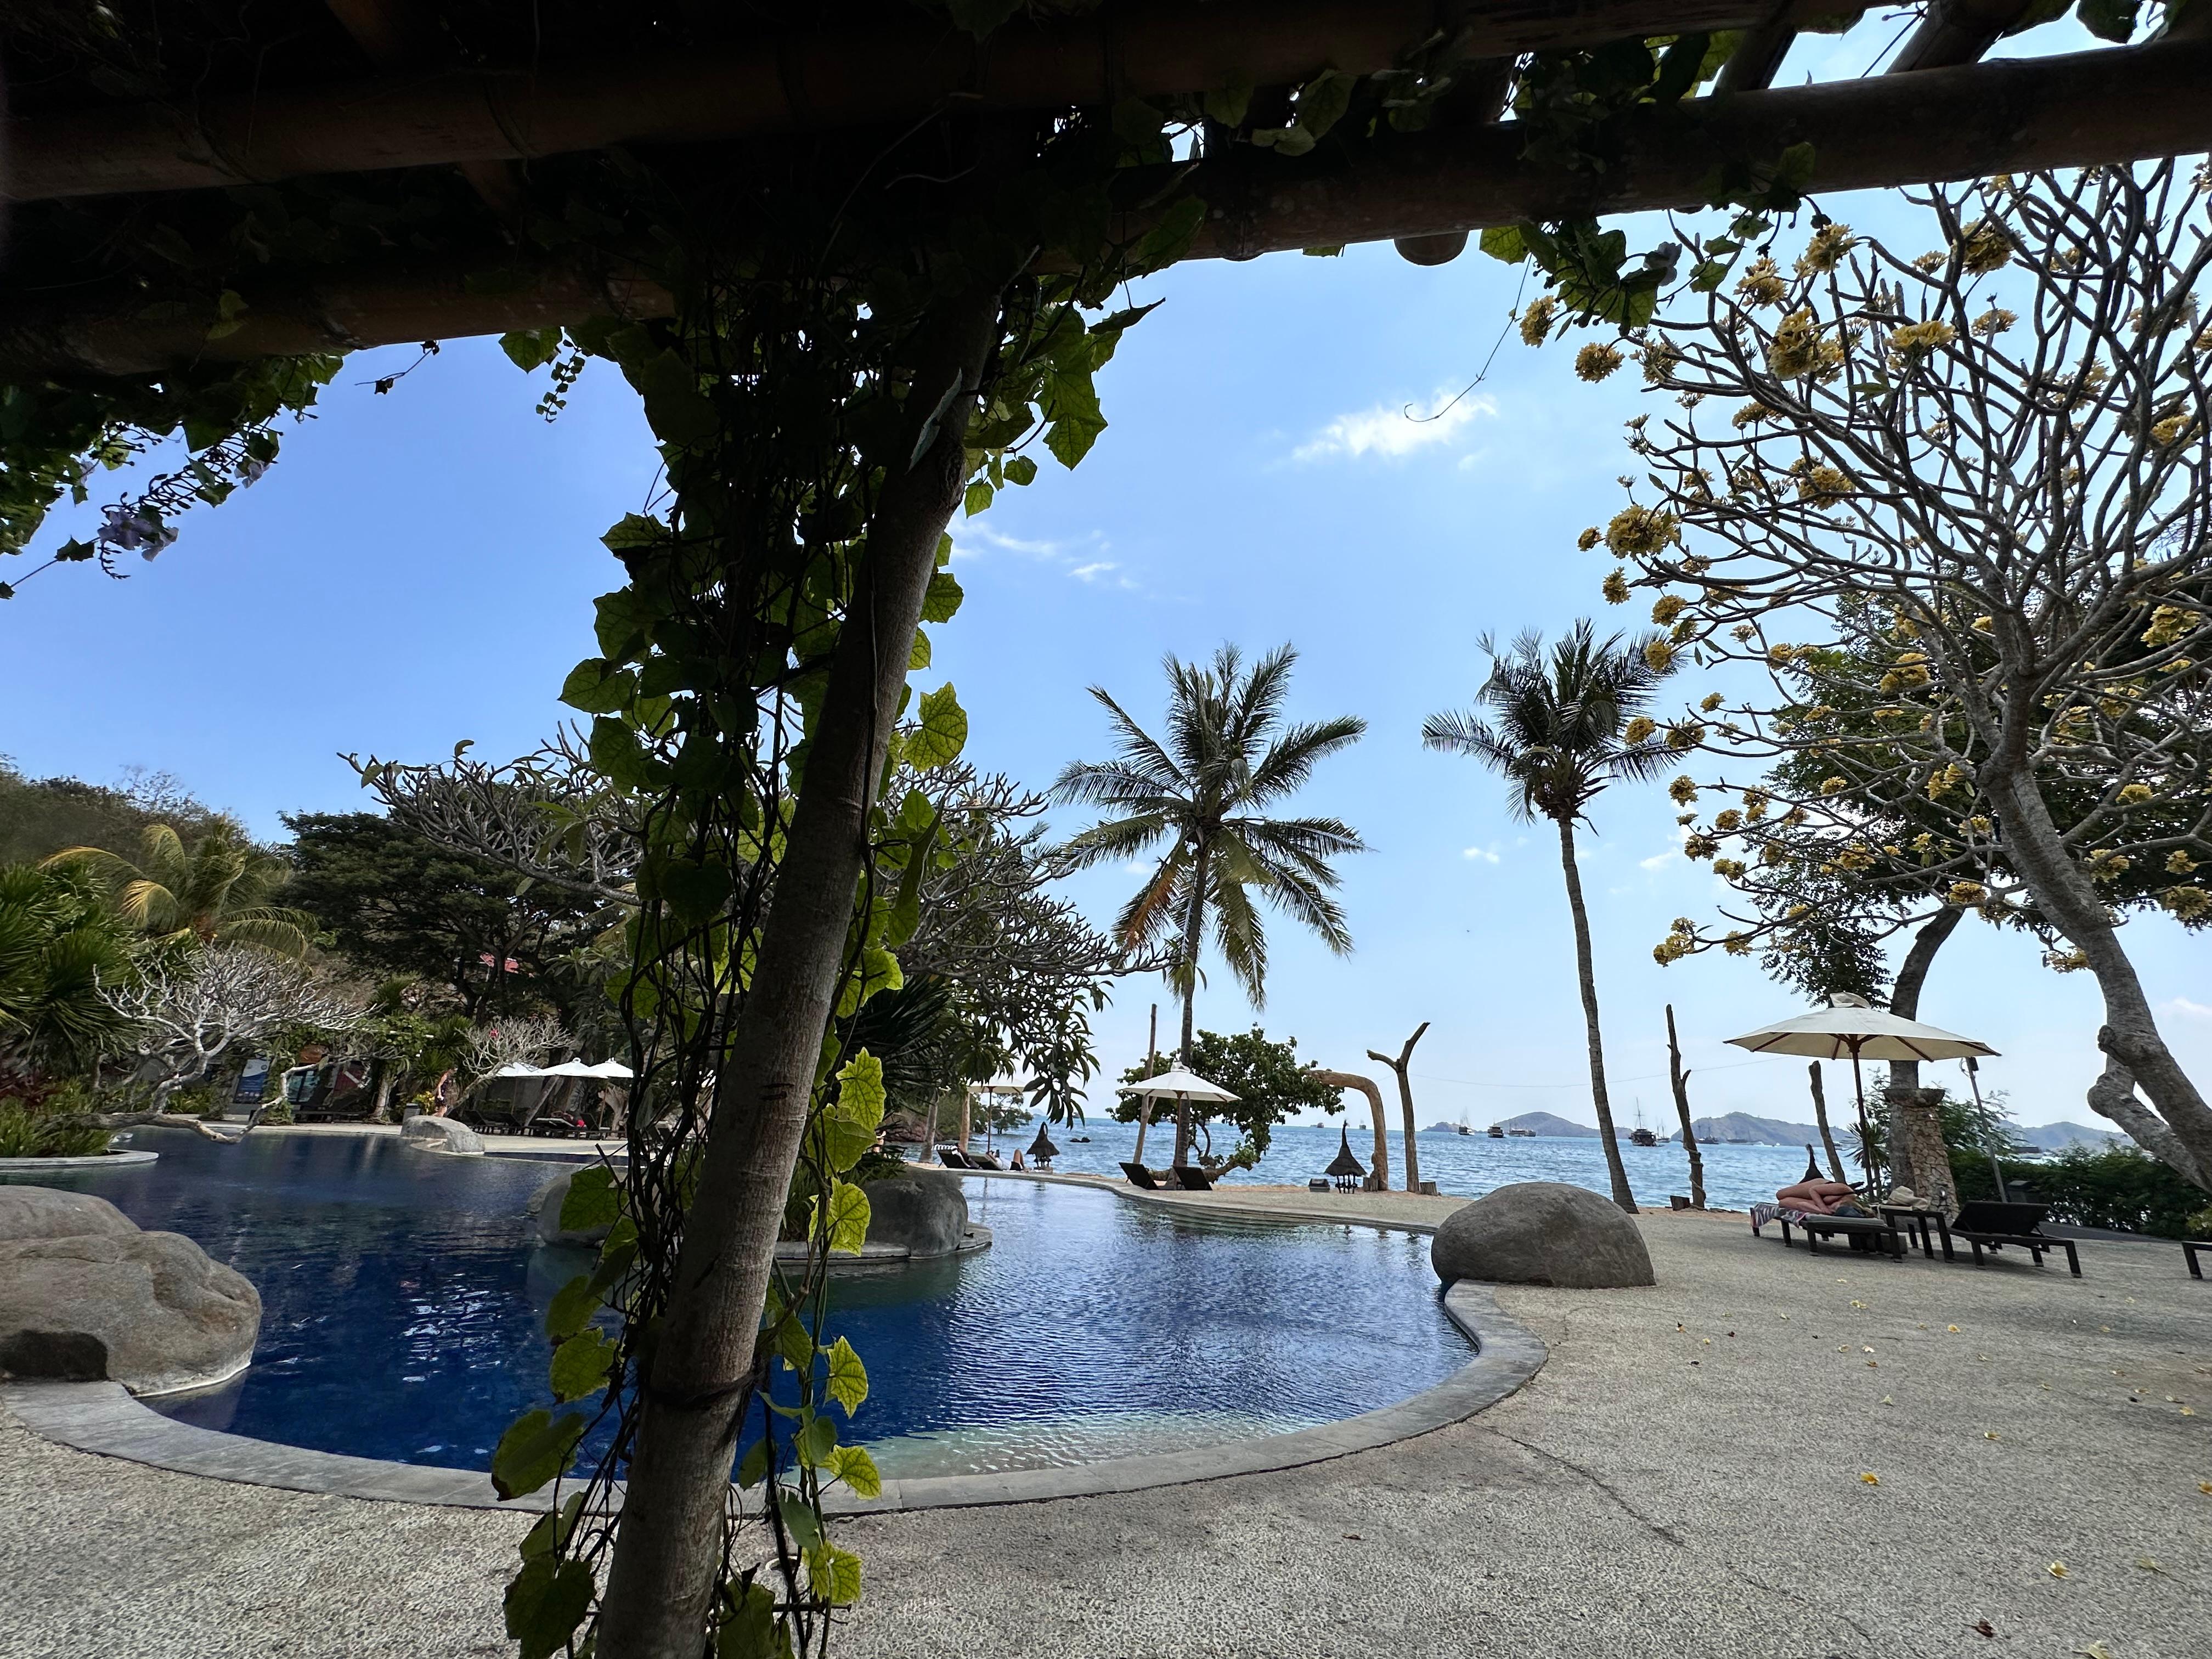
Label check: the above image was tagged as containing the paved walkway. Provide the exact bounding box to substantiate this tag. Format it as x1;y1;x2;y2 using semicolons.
3;1205;2207;1658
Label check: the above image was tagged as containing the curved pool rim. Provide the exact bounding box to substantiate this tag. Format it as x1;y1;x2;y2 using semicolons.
0;1170;1548;1513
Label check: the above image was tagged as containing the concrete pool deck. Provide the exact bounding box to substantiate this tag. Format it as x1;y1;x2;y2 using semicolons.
3;1203;2208;1657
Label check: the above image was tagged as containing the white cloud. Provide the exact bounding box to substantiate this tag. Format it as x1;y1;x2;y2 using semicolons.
1640;824;1690;872
1292;390;1496;463
1069;561;1118;583
1461;844;1500;864
953;524;1138;590
2162;996;2212;1020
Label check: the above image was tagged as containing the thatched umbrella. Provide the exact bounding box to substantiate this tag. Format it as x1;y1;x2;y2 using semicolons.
1027;1122;1059;1168
1324;1126;1367;1193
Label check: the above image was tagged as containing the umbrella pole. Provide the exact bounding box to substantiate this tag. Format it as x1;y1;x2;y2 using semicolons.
1849;1042;1878;1189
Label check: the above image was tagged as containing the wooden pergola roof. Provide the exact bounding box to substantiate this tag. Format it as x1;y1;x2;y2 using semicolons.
4;1;2208;375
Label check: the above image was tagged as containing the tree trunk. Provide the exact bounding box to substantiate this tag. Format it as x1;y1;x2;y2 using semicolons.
1316;1070;1389;1190
1367;1022;1428;1193
1883;904;1963;1094
1807;1062;1847;1182
1172;845;1208;1167
1981;765;2212;1186
593;280;1007;1659
1555;817;1635;1212
1664;1003;1705;1209
1884;1084;1959;1210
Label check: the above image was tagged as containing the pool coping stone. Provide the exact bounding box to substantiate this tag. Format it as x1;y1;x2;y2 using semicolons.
1;1177;1543;1515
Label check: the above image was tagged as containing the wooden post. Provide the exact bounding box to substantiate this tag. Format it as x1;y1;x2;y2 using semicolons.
1808;1062;1847;1182
1367;1022;1429;1193
1664;1004;1706;1209
1133;1002;1158;1165
1316;1069;1390;1192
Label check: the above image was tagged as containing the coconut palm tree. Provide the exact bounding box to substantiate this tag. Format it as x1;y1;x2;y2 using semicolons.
1421;622;1674;1214
43;822;314;958
0;862;136;1076
1053;643;1366;1164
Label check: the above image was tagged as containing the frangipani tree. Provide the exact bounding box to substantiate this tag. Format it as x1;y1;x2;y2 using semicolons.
1602;164;2212;1187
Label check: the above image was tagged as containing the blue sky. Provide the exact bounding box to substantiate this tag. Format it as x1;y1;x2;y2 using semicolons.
7;22;2204;1131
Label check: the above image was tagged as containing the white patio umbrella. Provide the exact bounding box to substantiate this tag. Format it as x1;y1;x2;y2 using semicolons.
492;1061;548;1078
1117;1069;1238;1169
1725;994;1998;1181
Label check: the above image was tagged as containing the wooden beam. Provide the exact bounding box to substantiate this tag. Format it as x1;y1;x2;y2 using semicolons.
1888;0;2032;74
1712;4;1799;93
5;38;2207;376
323;0;524;218
2;0;1780;202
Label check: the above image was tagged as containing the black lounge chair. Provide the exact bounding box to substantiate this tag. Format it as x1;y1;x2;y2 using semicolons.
1171;1165;1216;1192
967;1151;1005;1171
1119;1160;1160;1190
936;1147;972;1169
1776;1212;1905;1259
2185;1239;2209;1279
1949;1200;2081;1277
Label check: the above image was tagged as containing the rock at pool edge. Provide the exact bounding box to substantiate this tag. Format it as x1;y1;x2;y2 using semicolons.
402;1115;485;1156
1430;1180;1655;1289
0;1186;262;1395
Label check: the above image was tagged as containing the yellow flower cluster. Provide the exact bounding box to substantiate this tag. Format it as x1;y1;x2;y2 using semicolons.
1796;222;1855;275
1623;715;1658;744
1640;340;1683;384
1956;218;2016;275
1666;721;1705;752
1888;319;1957;364
1767;308;1823;380
1684;832;1719;860
1832;844;1876;873
1652;918;1699;964
1602;568;1632;604
2160;886;2210;922
1972;307;2017;338
1972;615;1995;633
1713;808;1742;832
1736;257;1788;307
1651;594;1688;625
2117;783;2155;805
1578;526;1602;551
2152;414;2194;446
1520;295;1559;347
1947;880;1987;905
1761;842;1788;866
1791;460;1855;507
1606;505;1681;556
1820;776;1848;795
2142;603;2200;646
1669;775;1699;805
2088;849;2132;883
1576;342;1625;382
1766;642;1796;665
1723;931;1753;956
2168;850;2199;875
1880;654;1932;695
1645;638;1675;672
2044;947;2090;973
1713;857;1746;880
1743;788;1769;820
1700;692;1724;713
1731;402;1776;429
1927;763;1970;800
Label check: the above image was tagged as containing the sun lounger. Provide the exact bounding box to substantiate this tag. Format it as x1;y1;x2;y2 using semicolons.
1949;1200;2081;1277
936;1147;972;1168
1171;1165;1216;1192
2185;1239;2209;1279
966;1151;1005;1171
1775;1211;1905;1259
1119;1161;1160;1190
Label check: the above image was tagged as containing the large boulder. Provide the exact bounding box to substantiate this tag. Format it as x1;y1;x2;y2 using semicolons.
531;1169;612;1246
859;1170;969;1259
402;1114;484;1156
0;1186;261;1395
0;1186;139;1242
1431;1180;1655;1289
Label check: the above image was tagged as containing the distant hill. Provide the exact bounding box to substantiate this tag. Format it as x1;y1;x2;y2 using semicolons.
1494;1111;1599;1138
1683;1113;1824;1147
2012;1121;2125;1152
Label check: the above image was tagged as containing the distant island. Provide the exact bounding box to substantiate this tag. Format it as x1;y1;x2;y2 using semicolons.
1421;1111;2124;1152
1493;1111;1600;1138
1682;1113;1822;1147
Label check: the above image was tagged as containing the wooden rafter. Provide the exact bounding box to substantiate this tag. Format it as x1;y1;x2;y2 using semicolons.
4;37;2208;376
2;0;1796;204
1888;0;2035;74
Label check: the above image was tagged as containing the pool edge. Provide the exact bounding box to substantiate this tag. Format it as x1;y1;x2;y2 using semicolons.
1;1203;1544;1516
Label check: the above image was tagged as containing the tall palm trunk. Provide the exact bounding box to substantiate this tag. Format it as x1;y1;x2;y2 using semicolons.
1171;843;1209;1166
594;283;1004;1659
1555;817;1635;1213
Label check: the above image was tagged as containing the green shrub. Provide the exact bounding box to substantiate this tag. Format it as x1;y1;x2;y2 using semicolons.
1987;1147;2209;1239
0;1091;114;1158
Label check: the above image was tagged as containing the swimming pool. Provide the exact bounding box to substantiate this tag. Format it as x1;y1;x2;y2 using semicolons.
7;1133;1468;1479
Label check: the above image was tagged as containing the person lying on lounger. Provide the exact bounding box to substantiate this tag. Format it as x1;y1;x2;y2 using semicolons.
1774;1178;1868;1217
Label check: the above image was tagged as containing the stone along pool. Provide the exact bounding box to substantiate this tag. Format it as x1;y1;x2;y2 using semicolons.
10;1133;1468;1479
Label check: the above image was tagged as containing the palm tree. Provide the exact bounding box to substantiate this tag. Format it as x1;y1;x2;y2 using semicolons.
1422;622;1674;1214
43;822;314;958
0;863;136;1076
1054;643;1366;1165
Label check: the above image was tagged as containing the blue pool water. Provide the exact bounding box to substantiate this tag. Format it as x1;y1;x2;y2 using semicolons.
8;1133;1467;1477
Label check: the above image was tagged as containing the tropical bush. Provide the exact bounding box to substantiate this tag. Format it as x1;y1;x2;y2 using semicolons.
1987;1147;2209;1240
0;1079;112;1158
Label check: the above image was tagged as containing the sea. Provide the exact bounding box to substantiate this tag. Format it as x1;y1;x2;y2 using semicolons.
968;1116;1818;1212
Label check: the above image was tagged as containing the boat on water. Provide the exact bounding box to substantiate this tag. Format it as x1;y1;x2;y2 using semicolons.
1506;1127;1537;1137
1485;1123;1503;1138
1456;1116;1473;1136
1629;1126;1660;1147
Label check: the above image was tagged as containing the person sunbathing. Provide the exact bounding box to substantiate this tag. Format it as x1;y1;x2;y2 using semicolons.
1774;1178;1864;1216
